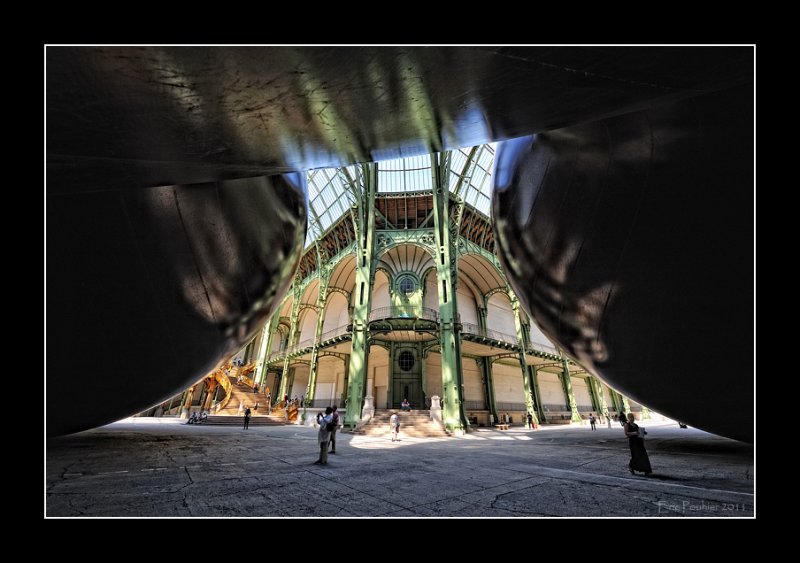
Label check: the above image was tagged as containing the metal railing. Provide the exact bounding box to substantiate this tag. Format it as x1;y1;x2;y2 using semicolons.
289;338;314;354
464;400;487;410
460;323;519;346
527;340;559;355
320;325;350;342
495;401;527;411
461;322;482;335
307;398;340;409
368;306;439;323
484;328;519;345
542;403;569;412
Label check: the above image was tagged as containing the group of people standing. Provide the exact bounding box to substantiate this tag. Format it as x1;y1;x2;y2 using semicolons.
308;404;651;476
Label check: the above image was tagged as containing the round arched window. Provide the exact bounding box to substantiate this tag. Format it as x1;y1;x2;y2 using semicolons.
398;350;415;371
397;275;417;296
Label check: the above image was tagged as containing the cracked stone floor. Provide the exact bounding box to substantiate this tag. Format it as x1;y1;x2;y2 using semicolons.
46;419;754;517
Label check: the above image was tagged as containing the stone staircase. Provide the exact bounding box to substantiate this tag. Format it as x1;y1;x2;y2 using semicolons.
200;414;286;427
209;378;289;426
217;379;270;416
355;409;447;438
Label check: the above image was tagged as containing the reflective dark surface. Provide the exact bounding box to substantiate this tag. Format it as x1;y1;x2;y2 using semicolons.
47;46;753;438
47;47;752;192
47;174;306;436
493;84;753;442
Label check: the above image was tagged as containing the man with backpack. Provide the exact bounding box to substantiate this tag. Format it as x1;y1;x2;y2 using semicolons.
314;407;334;465
329;406;340;454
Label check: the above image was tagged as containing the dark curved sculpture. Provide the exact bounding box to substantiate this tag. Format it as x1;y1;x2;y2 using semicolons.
47;46;753;438
47;174;306;436
493;84;753;442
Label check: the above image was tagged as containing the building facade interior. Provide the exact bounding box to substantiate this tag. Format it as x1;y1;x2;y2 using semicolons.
157;145;647;432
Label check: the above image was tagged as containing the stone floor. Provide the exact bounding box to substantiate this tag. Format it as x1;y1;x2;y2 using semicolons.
45;418;754;517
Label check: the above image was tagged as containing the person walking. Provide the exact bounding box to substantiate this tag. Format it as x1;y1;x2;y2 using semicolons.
527;412;534;429
623;413;652;475
243;406;252;430
589;413;596;430
390;412;400;442
329;406;340;454
314;407;334;465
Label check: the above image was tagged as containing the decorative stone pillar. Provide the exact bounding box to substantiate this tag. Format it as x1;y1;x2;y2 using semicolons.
361;394;375;423
430;395;443;428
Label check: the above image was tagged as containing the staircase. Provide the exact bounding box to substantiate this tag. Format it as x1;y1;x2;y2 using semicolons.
200;414;285;427
216;379;267;415
356;409;447;438
212;378;289;425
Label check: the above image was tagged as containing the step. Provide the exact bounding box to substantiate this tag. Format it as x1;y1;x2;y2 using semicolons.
198;415;288;426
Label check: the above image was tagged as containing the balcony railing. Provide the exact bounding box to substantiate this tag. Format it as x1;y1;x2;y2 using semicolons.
496;401;527;412
527;340;559;355
368;306;439;323
320;325;350;342
463;400;487;410
542;403;569;412
288;338;314;354
460;322;519;346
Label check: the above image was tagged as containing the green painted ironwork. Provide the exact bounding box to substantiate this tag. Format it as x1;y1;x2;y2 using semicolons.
560;355;583;423
589;377;610;424
431;152;467;432
345;163;377;427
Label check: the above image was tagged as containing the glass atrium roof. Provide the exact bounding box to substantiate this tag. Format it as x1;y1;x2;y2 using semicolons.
305;144;495;247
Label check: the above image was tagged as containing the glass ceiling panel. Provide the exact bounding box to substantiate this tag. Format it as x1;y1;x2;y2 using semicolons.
304;144;496;247
377;155;432;193
447;143;495;216
306;165;358;246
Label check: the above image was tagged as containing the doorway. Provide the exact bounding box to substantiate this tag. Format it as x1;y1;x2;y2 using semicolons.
392;345;422;409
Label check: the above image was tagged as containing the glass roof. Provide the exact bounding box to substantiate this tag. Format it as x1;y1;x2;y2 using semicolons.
447;144;495;216
306;165;358;245
305;144;495;247
377;155;432;193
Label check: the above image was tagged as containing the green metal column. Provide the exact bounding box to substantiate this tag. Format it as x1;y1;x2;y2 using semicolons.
305;259;331;408
345;163;377;427
608;389;621;414
279;285;302;401
481;357;498;422
431;152;467;433
285;368;296;400
529;365;546;422
418;345;424;408
512;296;538;425
477;306;488;333
340;355;349;408
619;394;632;417
589;377;610;424
387;342;395;409
640;405;652;420
559;355;583;423
255;313;280;388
